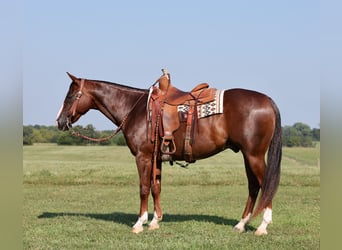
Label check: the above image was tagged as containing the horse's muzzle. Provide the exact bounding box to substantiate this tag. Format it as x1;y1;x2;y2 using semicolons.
56;117;72;131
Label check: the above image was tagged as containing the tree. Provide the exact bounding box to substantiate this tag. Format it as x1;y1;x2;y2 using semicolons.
282;122;315;147
282;126;301;147
112;132;127;146
312;128;320;141
23;126;34;145
56;132;75;145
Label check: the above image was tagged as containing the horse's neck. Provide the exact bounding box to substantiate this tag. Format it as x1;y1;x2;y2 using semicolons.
92;81;146;126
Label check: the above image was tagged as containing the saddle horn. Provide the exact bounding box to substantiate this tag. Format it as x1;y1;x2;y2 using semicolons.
158;69;171;92
161;68;169;79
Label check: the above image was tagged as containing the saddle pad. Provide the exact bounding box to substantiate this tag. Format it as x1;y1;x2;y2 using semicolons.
177;89;225;119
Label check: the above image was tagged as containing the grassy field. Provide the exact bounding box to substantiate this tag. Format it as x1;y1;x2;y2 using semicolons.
23;144;320;249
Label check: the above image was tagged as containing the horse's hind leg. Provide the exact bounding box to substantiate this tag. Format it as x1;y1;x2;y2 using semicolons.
234;154;264;233
149;160;163;230
255;203;273;236
245;156;274;236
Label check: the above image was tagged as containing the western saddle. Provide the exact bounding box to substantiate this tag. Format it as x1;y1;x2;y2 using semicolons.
148;69;217;163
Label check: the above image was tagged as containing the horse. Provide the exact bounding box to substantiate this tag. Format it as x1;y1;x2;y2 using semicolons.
56;72;282;235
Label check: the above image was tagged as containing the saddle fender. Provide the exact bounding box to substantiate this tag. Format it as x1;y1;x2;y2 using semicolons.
162;104;180;139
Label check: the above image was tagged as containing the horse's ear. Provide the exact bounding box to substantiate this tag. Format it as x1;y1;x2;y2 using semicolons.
66;72;78;82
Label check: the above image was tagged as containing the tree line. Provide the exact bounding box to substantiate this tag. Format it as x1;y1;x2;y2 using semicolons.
23;124;126;146
23;122;319;147
282;122;320;147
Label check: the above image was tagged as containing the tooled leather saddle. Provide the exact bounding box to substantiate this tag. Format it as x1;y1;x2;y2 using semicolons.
148;69;217;163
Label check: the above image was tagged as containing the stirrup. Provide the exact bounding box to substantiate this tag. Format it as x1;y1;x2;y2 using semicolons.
161;137;176;155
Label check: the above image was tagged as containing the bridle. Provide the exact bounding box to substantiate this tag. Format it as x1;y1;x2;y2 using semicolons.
68;78;146;142
69;78;85;118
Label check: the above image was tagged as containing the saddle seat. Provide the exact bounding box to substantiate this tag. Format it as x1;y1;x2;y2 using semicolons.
158;75;214;105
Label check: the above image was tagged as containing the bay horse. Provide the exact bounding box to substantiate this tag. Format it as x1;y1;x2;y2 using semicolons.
56;72;282;235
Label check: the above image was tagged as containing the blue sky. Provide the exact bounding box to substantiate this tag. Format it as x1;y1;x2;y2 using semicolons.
23;0;320;130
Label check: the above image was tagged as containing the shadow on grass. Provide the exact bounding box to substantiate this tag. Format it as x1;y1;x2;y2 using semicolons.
38;212;256;231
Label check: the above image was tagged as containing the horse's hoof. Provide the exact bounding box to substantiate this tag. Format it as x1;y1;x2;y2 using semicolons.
148;223;160;231
132;226;144;234
233;225;245;233
255;229;268;236
161;154;172;162
233;221;246;233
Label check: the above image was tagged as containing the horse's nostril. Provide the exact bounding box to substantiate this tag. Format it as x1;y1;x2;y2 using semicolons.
55;118;67;131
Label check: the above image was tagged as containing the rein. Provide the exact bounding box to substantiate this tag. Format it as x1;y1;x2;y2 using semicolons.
71;79;146;142
71;119;125;142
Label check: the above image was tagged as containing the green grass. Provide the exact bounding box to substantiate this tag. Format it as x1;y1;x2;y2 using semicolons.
23;144;320;249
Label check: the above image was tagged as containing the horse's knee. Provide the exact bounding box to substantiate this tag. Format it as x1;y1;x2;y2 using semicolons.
140;185;150;197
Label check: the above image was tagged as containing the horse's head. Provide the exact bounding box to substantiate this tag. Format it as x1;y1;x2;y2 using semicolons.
56;73;93;131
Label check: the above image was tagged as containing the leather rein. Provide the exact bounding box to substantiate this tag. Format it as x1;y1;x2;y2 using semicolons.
70;79;146;142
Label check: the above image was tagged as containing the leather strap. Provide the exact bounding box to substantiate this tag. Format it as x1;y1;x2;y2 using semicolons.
70;78;85;117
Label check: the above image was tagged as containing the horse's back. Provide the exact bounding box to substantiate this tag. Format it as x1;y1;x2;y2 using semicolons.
224;88;273;106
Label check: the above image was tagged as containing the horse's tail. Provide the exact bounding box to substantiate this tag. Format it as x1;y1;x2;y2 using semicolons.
253;99;282;218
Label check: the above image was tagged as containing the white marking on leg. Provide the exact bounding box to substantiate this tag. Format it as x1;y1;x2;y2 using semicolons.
255;207;272;236
234;213;251;233
132;211;148;234
149;211;162;230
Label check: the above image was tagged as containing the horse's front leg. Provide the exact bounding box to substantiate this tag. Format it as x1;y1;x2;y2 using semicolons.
149;160;163;230
132;153;152;234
